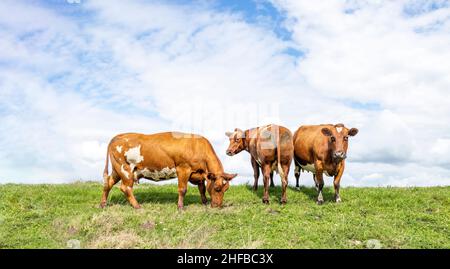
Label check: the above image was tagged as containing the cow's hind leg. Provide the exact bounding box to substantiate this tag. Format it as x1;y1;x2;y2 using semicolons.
100;169;120;208
270;171;275;188
116;164;141;209
251;157;260;191
280;164;290;204
262;164;272;204
294;163;301;190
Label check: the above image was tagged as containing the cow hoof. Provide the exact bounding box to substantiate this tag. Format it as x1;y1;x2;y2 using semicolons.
99;202;107;209
253;186;258;191
133;204;142;209
262;199;269;205
202;200;208;206
335;197;342;203
281;199;287;205
316;200;324;205
295;186;301;191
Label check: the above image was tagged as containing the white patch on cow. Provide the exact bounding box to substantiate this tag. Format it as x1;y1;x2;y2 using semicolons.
125;145;144;165
300;163;316;174
294;165;300;175
136;167;177;181
300;163;333;177
116;145;122;153
336;127;343;133
121;165;129;179
271;161;278;172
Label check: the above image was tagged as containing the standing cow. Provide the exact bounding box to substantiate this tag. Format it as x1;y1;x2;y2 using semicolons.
293;124;358;204
101;132;237;209
225;124;294;204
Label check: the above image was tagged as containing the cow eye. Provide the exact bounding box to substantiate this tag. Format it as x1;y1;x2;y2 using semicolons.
331;136;336;142
344;136;349;141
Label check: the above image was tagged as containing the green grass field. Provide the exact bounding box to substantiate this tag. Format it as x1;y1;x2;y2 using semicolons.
0;182;449;249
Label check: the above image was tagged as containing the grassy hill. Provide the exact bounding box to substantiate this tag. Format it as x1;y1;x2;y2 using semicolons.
0;182;449;249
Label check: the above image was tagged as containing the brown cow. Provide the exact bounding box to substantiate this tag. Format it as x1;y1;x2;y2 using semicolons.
225;124;294;204
293;124;358;204
100;132;237;209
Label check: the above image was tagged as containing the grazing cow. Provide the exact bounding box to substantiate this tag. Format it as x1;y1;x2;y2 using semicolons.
101;132;237;209
225;124;294;204
293;124;358;204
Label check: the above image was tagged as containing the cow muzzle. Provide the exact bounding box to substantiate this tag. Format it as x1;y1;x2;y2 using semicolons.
333;151;347;160
226;150;234;156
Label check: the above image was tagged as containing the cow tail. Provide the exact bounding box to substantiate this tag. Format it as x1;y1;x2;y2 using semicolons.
103;142;111;182
276;125;284;179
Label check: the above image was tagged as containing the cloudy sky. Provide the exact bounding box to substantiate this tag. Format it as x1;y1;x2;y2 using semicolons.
0;0;449;186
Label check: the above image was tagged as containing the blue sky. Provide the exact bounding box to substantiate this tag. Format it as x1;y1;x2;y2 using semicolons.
0;0;450;186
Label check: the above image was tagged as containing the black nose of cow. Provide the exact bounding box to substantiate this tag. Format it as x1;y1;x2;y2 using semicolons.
333;151;347;160
226;150;233;156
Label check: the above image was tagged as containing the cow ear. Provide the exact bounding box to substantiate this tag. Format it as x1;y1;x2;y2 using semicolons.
348;128;359;137
321;128;332;137
207;173;216;181
225;131;233;138
223;173;237;181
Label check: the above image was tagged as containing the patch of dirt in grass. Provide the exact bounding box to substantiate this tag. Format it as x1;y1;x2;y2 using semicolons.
175;225;216;249
141;220;155;230
87;231;144;249
88;210;125;233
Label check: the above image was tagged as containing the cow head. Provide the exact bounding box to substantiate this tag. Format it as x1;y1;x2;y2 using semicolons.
321;124;358;162
225;128;246;156
206;172;237;208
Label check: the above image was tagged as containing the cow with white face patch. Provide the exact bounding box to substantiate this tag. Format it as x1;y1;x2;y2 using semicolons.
100;132;237;209
293;124;358;204
225;124;294;204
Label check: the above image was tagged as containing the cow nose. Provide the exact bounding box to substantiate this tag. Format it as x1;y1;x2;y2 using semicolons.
226;150;232;156
334;151;346;159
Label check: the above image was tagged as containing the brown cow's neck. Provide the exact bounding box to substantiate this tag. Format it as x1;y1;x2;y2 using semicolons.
244;129;250;152
206;149;224;175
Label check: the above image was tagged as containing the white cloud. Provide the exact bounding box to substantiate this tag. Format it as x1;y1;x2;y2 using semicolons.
0;0;449;186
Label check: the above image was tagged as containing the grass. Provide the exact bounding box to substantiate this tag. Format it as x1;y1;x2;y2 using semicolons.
0;182;449;249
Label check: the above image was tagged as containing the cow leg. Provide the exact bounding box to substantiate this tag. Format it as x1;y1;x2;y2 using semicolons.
100;169;120;208
262;164;271;204
294;163;301;190
119;167;141;209
315;173;325;205
176;166;191;210
334;162;345;203
280;164;290;204
251;157;260;191
198;181;207;205
314;162;325;205
270;171;275;188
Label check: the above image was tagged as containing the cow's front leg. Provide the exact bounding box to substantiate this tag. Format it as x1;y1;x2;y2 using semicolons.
176;166;191;210
198;181;207;205
314;162;325;205
251;157;260;191
262;164;272;204
270;171;275;188
334;162;345;203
